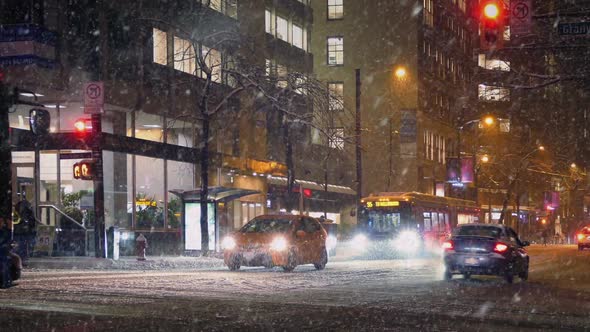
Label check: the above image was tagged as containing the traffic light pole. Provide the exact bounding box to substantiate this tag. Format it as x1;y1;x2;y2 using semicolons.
0;81;12;227
91;114;106;258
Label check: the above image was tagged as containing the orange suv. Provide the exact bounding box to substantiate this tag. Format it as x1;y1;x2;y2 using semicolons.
222;215;328;272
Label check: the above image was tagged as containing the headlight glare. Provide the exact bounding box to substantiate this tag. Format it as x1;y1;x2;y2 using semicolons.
392;230;421;253
270;237;288;251
326;235;337;250
222;236;236;250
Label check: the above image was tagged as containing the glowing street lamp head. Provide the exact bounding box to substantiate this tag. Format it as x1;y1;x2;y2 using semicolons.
481;155;490;163
483;3;500;19
571;163;577;169
394;67;407;80
483;116;495;126
538;145;545;151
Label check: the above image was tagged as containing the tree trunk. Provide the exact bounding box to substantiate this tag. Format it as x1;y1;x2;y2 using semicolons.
199;113;210;256
283;118;295;212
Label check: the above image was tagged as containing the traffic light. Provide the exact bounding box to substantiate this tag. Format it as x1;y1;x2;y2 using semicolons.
74;118;93;134
73;159;97;180
480;1;504;50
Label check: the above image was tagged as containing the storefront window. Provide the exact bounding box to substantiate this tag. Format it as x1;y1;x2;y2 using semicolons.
135;111;164;142
102;109;131;136
166;118;195;147
103;151;132;228
167;160;195;229
135;156;165;228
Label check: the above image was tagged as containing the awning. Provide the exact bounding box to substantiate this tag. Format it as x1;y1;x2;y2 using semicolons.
267;176;356;195
169;187;261;203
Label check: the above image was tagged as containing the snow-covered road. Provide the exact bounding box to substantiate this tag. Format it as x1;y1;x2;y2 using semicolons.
1;245;590;331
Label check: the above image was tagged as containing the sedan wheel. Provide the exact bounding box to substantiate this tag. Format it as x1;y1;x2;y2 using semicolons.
504;271;514;284
443;269;453;281
314;248;328;270
282;249;297;272
518;264;529;281
228;255;241;271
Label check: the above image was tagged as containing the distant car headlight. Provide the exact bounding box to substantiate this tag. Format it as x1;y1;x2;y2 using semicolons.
222;236;236;250
270;237;288;251
352;234;369;250
326;235;337;250
392;230;421;253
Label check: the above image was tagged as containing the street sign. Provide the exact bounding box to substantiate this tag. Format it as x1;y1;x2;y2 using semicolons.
83;81;104;114
558;22;590;35
510;0;532;36
59;152;92;160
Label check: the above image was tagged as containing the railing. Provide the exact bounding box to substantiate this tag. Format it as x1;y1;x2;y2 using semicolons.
38;204;88;256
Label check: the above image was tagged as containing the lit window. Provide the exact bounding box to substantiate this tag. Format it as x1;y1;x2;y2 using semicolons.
328;82;344;111
329;128;345;150
202;46;222;83
265;9;273;34
292;24;303;49
499;119;511;133
328;0;343;20
478;84;510;102
478;54;511;71
327;37;343;65
174;36;196;75
201;0;237;18
276;64;288;88
423;0;434;27
276;16;288;42
504;26;511;41
153;28;167;65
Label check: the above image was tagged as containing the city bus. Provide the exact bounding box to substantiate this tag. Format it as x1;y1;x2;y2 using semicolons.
354;192;480;255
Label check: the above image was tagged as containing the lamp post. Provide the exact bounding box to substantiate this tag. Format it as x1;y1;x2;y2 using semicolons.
386;65;407;190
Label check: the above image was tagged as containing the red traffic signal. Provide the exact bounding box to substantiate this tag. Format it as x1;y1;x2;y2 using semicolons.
74;118;93;134
73;159;97;180
480;1;504;50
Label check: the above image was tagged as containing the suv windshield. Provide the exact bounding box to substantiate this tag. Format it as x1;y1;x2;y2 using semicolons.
241;218;293;234
454;225;502;238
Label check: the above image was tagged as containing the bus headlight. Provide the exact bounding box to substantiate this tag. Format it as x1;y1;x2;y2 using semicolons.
222;236;236;250
326;235;337;250
352;234;369;250
392;230;420;253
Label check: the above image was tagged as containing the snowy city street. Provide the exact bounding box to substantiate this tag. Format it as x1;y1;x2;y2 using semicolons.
0;245;589;331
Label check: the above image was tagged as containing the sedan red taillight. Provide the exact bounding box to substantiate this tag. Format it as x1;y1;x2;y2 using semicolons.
493;242;509;253
442;240;454;251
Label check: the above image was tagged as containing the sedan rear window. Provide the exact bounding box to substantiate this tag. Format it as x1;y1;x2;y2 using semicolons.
241;218;293;233
454;225;502;238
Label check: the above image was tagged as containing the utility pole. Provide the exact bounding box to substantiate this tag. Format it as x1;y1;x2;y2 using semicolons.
355;69;362;201
0;72;12;227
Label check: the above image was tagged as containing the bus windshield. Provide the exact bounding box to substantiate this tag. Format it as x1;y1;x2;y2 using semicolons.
366;211;401;233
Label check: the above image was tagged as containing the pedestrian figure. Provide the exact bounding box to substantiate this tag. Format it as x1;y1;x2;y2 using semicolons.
13;200;37;263
542;229;549;246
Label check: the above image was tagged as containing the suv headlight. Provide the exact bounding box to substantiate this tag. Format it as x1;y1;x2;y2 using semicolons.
270;237;288;251
222;236;236;250
352;234;369;250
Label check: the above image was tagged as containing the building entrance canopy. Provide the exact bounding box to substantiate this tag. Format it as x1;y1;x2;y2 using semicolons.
169;187;260;203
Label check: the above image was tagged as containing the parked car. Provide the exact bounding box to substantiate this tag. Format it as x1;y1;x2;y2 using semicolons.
442;223;530;283
576;226;590;250
222;215;328;272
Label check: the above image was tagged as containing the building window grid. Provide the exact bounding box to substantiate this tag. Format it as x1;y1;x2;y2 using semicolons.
327;36;344;65
478;84;511;102
328;0;344;20
328;82;344;111
265;8;308;51
329;127;345;150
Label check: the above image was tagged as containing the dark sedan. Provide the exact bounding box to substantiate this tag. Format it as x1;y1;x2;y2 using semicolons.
442;224;530;283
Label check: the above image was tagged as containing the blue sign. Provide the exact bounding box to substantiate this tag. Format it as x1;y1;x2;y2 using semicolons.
0;24;57;45
0;24;57;67
558;22;590;35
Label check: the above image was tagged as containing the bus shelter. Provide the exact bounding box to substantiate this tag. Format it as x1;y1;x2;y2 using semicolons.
169;187;259;254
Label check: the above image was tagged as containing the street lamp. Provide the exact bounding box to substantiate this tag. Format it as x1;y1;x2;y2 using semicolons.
483;116;495;126
394;66;407;81
481;155;490;163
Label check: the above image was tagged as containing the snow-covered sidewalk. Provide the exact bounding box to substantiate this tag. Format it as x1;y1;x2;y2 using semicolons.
27;255;226;271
